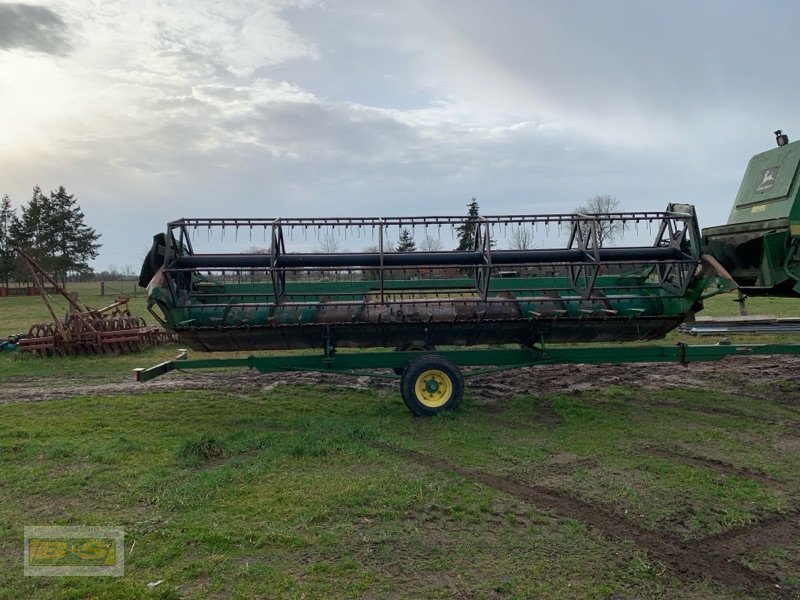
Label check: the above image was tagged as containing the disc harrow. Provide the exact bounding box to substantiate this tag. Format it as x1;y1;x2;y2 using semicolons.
12;247;176;357
17;305;171;357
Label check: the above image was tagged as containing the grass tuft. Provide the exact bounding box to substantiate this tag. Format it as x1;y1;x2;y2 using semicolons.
178;433;228;464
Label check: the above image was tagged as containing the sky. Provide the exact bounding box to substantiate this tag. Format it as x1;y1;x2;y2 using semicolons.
1;0;799;271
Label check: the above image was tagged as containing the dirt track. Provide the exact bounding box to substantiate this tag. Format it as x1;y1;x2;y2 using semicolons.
370;441;800;598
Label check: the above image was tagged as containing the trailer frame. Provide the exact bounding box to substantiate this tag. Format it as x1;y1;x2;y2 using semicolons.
134;341;800;415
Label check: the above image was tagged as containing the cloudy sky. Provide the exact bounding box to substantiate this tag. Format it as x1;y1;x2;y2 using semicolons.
1;0;799;270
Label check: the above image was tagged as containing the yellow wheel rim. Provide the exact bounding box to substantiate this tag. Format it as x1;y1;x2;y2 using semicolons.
414;369;453;408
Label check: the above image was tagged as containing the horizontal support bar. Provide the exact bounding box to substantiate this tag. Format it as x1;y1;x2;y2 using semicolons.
134;343;800;383
171;247;691;270
168;211;692;229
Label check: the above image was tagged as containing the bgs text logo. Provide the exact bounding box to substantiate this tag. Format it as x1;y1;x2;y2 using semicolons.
24;526;124;577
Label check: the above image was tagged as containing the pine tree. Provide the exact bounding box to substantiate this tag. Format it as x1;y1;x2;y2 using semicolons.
47;186;102;278
11;186;101;282
0;194;17;286
396;228;416;252
10;187;49;265
456;198;480;250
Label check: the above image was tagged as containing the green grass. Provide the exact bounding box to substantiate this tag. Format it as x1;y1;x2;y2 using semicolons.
0;379;797;598
697;293;799;318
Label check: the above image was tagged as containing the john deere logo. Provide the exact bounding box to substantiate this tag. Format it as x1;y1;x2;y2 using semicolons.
755;167;779;193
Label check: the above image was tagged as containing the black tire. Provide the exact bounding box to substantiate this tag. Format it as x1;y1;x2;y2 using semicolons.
400;355;463;416
393;341;436;375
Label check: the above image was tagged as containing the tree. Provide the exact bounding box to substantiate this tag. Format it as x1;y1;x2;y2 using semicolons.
11;186;101;282
455;197;480;251
313;231;341;253
573;194;624;247
10;186;51;281
509;226;535;250
360;244;381;280
0;194;17;286
419;234;443;252
396;228;416;252
48;186;102;278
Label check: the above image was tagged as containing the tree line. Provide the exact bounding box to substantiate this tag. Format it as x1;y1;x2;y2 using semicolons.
377;195;622;254
0;186;101;286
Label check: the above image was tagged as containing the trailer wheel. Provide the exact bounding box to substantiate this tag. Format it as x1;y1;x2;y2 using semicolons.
400;356;463;416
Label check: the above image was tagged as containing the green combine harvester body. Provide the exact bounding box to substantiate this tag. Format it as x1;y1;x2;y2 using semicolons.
703;134;800;296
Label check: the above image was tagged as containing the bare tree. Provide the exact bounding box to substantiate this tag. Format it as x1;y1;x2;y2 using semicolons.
509;226;535;250
313;231;341;253
308;232;343;281
573;195;624;247
419;234;443;252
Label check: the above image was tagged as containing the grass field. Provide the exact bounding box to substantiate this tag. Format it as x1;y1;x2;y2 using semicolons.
1;284;799;598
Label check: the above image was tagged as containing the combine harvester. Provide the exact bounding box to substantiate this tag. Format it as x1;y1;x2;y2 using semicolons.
703;130;800;298
135;132;800;415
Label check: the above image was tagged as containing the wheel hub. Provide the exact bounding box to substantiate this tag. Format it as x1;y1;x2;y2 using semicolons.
415;369;453;408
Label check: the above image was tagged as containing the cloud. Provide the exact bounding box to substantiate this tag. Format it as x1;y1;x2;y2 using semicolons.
0;3;72;55
2;0;800;270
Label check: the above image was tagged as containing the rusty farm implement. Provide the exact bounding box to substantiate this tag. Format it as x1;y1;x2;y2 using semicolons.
12;247;170;356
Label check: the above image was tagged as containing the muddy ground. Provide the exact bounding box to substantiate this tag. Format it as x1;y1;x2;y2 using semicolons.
2;355;799;598
2;354;799;409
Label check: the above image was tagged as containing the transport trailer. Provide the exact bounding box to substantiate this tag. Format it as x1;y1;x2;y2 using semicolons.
134;342;800;416
134;132;800;415
134;203;765;415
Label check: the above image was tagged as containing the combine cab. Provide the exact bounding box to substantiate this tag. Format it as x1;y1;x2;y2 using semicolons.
703;131;800;296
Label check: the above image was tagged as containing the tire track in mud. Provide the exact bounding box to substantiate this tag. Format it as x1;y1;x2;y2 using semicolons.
694;508;800;559
5;353;800;408
637;443;786;489
372;441;796;598
466;357;800;436
637;399;800;431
